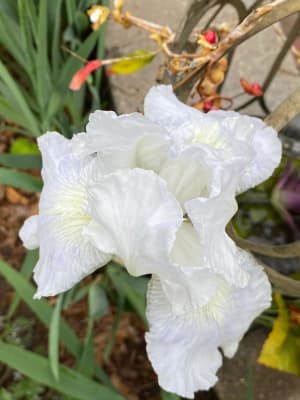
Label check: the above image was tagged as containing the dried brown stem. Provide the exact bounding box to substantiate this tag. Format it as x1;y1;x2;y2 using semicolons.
207;0;278;66
174;0;300;94
262;262;300;298
227;223;300;258
264;86;300;132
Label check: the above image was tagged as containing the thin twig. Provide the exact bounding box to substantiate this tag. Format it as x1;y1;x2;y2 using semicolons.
174;0;289;91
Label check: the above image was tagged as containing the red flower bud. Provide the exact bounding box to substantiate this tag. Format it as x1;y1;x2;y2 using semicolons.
240;78;263;97
69;60;102;91
203;100;213;112
251;82;263;97
204;30;217;44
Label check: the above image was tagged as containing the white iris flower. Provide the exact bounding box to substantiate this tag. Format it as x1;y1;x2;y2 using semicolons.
19;85;281;398
19;132;111;298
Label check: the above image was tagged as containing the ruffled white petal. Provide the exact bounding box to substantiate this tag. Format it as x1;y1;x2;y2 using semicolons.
185;166;249;287
146;276;222;399
144;85;199;131
219;251;271;358
164;222;228;315
31;132;111;298
144;85;281;194
85;168;183;277
19;215;39;249
72;111;168;173
209;110;282;192
146;251;271;398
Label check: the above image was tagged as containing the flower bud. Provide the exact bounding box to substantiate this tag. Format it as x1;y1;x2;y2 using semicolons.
240;78;263;97
251;83;263;96
203;100;213;112
204;30;217;44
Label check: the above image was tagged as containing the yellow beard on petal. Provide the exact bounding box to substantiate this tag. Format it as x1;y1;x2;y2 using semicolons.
185;276;232;326
192;127;224;149
44;183;91;245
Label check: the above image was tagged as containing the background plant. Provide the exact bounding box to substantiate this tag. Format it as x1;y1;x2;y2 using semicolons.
0;0;108;139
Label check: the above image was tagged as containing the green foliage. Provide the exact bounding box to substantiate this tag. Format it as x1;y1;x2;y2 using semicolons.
107;262;148;325
0;0;106;138
0;377;44;400
0;154;42;170
10;138;39;155
0;258;119;396
0;168;42;191
0;341;124;400
1;317;35;348
161;389;181;400
7;250;39;319
49;294;64;381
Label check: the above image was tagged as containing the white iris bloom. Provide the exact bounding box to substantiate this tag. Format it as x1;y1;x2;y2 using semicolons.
19;85;281;398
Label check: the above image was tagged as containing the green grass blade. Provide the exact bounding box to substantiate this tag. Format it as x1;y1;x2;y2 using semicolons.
0;12;26;71
0;154;42;169
47;31;100;123
59;31;100;89
107;263;148;325
89;284;109;321
49;294;64;381
65;0;76;24
51;0;63;77
0;259;112;385
0;97;35;133
36;0;51;123
76;322;95;377
76;285;109;377
0;341;124;400
0;168;42;192
18;0;36;86
0;60;40;136
49;32;100;123
161;390;181;400
0;1;18;19
24;0;37;37
0;259;82;358
7;249;39;319
103;295;124;362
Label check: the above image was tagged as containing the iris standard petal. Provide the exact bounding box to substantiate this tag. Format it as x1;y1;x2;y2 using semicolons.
209;109;282;193
72;110;168;173
144;85;281;195
144;85;199;131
